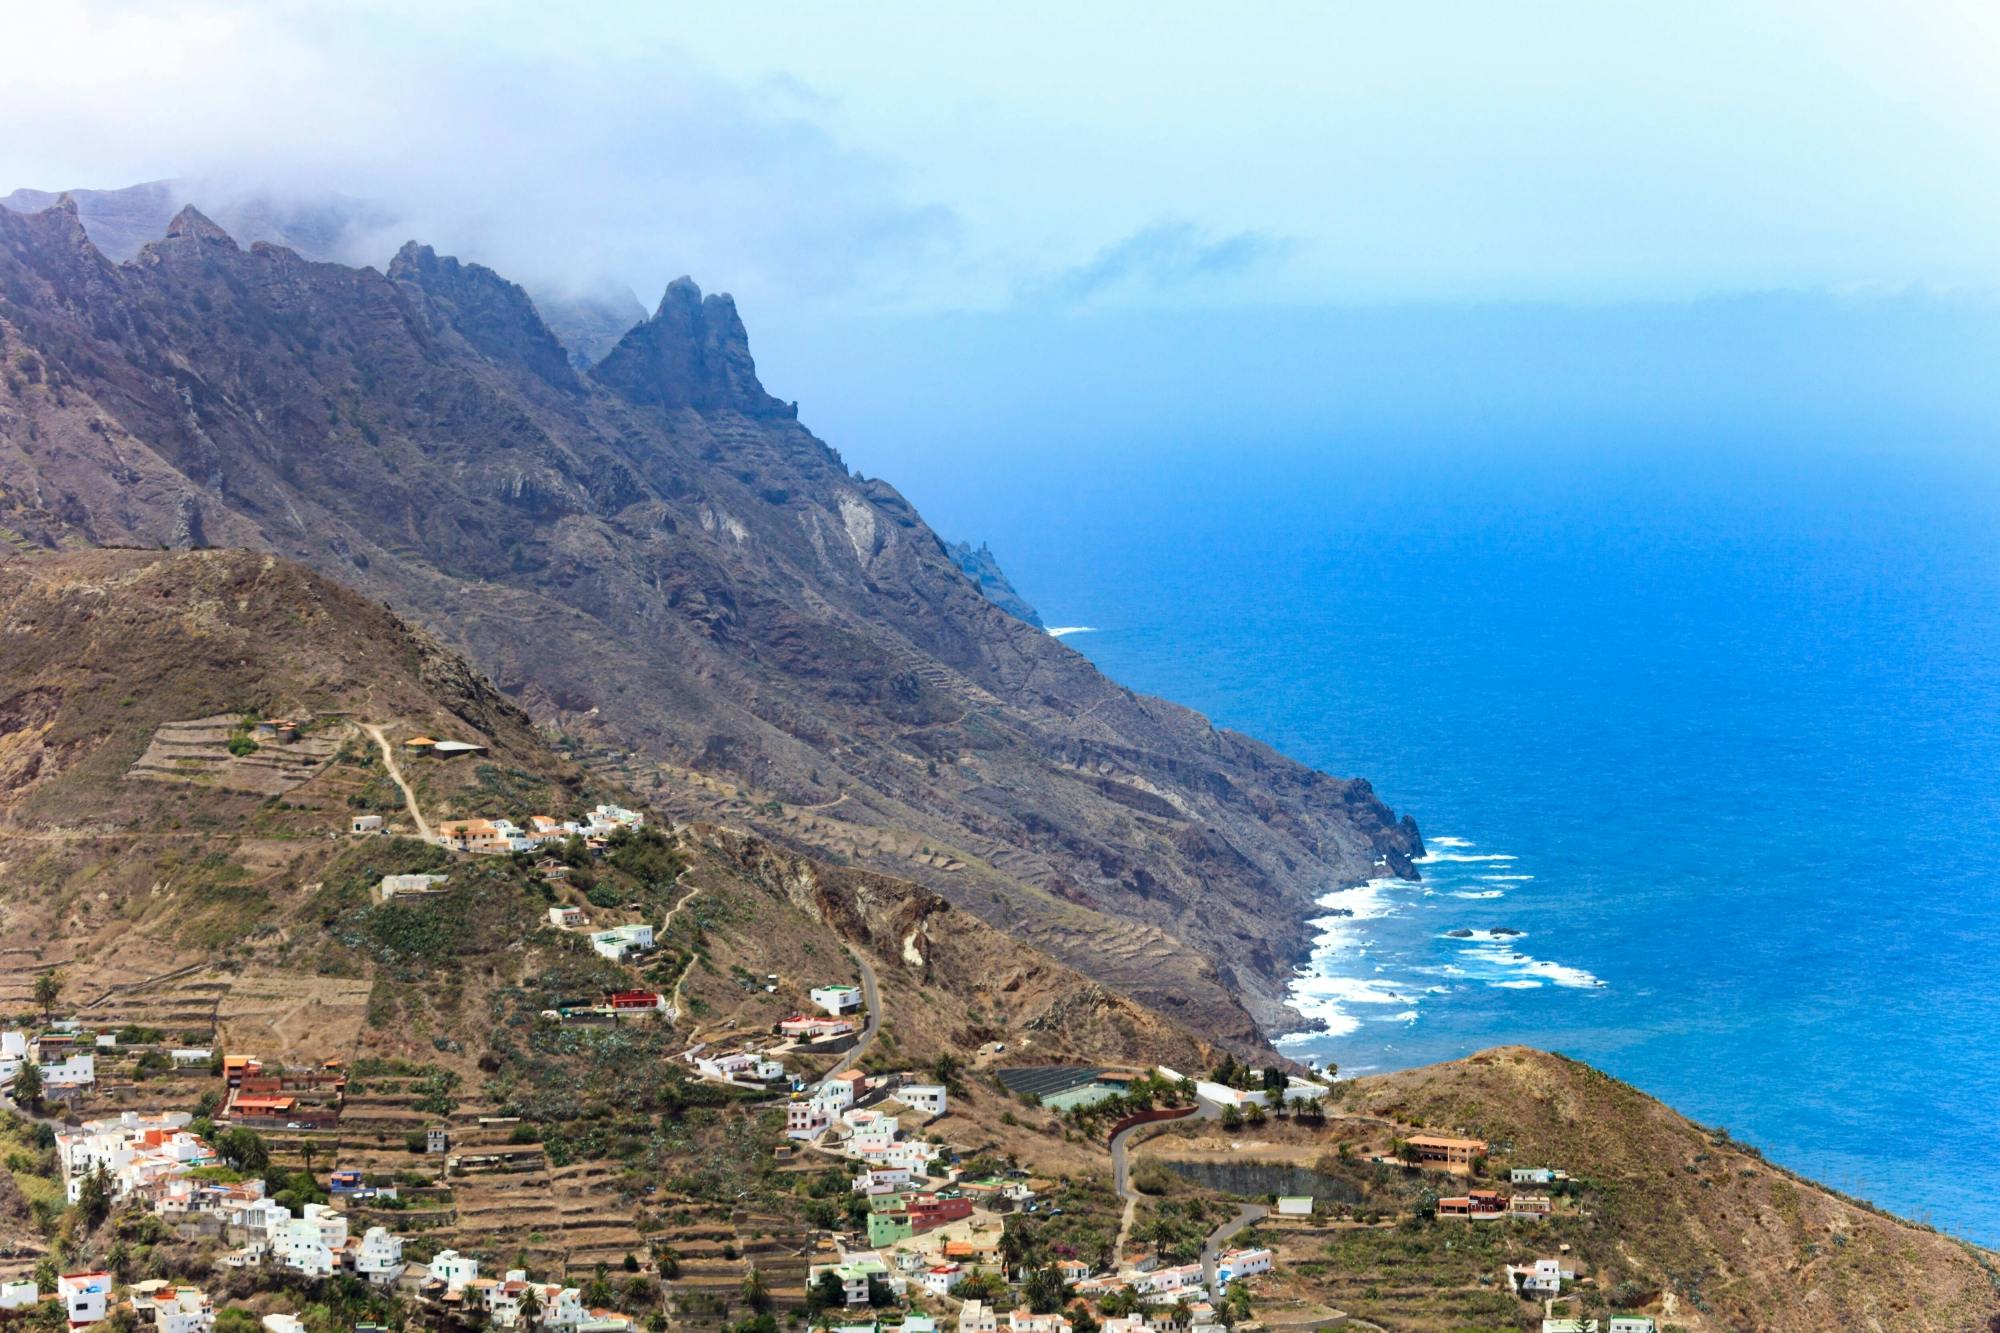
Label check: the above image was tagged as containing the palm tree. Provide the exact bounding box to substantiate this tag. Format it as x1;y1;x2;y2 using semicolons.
742;1266;770;1311
519;1285;543;1329
33;970;63;1023
11;1060;43;1111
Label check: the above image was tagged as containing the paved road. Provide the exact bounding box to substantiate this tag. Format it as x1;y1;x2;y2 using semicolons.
1111;1099;1218;1256
362;722;432;841
1;1091;75;1133
1200;1201;1268;1292
827;952;881;1076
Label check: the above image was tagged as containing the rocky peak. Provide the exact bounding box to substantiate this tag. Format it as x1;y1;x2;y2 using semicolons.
163;205;237;246
589;275;794;418
387;241;581;393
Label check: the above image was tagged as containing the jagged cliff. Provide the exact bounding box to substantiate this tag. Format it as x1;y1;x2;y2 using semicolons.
945;539;1045;628
0;193;1422;1048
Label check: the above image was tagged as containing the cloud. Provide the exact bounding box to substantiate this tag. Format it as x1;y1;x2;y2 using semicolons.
0;2;960;316
1047;220;1298;304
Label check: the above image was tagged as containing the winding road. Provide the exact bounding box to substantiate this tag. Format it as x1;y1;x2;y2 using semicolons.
362;723;431;841
827;951;881;1076
1110;1099;1218;1256
1200;1201;1268;1291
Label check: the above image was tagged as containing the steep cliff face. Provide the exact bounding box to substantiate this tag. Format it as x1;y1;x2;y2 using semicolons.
945;539;1045;628
0;194;1422;1047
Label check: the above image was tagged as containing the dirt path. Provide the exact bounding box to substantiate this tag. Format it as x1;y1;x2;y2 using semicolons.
362;722;432;841
663;884;705;1026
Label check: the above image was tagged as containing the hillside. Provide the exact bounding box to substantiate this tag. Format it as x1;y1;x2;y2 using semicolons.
0;546;1216;1064
1123;1048;2000;1332
0;546;1225;1284
0;190;1422;1050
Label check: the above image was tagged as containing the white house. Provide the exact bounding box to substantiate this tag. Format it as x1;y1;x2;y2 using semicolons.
1283;1077;1329;1103
1215;1248;1272;1286
274;1203;349;1278
788;1102;833;1139
1275;1195;1313;1217
57;1272;112;1327
548;905;586;929
1507;1259;1575;1297
584;803;643;833
918;1265;964;1297
429;1249;480;1292
170;1048;214;1068
852;1166;912;1193
695;1050;786;1083
350;815;384;835
0;1282;38;1311
261;1317;306;1333
355;1226;406;1285
40;1052;95;1091
1009;1312;1073;1333
0;1030;26;1084
811;984;864;1016
1512;1167;1556;1185
228;1195;293;1240
815;1076;858;1112
1607;1320;1656;1333
137;1285;215;1333
846;1111;900;1154
958;1302;998;1333
1191;1079;1267;1109
893;1083;948;1117
590;923;655;961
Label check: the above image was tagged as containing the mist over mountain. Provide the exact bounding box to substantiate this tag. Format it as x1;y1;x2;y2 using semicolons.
1;179;649;370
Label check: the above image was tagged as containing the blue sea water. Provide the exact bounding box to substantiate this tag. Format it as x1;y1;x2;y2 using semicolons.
988;444;2000;1245
761;298;2000;1243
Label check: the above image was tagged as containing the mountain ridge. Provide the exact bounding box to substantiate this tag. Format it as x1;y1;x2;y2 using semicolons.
0;189;1420;1052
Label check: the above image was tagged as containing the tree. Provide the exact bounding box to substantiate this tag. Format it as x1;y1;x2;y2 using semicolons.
519;1285;543;1329
216;1127;269;1174
12;1059;43;1111
1261;1067;1285;1095
1242;1103;1266;1128
77;1164;113;1230
807;1270;845;1314
929;1052;965;1093
582;1265;616;1309
742;1267;770;1311
654;1246;681;1281
1219;1105;1242;1131
1024;1264;1067;1315
33;970;63;1022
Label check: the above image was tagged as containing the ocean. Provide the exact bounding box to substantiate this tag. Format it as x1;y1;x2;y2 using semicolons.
991;443;2000;1245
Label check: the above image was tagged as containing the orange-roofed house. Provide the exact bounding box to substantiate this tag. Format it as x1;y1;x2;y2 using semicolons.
1404;1134;1488;1170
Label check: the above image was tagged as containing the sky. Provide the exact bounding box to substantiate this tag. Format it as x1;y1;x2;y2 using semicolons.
5;1;2000;520
5;1;2000;315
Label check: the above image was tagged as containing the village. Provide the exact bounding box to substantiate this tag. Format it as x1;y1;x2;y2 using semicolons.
0;719;1661;1333
0;963;1661;1333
